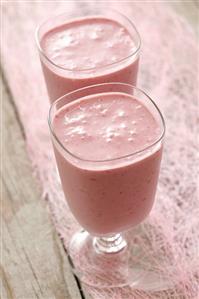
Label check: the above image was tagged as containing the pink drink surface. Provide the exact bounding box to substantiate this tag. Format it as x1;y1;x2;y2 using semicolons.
40;18;139;102
53;93;163;235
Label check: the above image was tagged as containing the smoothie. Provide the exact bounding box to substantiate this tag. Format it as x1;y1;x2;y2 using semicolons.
52;92;163;236
39;16;140;102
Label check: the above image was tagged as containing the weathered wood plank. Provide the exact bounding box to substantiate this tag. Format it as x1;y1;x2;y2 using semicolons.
0;74;82;299
169;0;199;34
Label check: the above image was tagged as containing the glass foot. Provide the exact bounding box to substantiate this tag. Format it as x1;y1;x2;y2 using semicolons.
68;230;174;290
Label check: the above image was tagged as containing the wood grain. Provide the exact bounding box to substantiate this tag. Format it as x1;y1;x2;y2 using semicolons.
0;73;83;299
169;0;199;34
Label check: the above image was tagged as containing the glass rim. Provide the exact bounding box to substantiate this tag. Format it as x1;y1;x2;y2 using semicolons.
48;82;166;163
35;8;141;73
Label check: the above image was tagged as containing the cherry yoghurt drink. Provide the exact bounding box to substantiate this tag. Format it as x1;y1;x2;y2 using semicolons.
36;9;141;103
48;83;165;288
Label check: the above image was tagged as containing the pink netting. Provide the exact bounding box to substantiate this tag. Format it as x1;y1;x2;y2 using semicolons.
2;2;199;298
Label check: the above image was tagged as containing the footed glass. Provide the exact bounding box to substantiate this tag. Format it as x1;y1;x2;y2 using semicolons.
48;83;166;289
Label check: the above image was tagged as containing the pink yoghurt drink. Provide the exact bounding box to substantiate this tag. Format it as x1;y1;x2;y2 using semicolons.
49;84;165;236
37;10;141;103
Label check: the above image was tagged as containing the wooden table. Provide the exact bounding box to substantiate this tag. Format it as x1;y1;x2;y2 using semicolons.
1;1;198;299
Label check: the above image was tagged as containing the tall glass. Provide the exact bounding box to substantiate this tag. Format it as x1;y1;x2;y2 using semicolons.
36;9;141;103
48;83;165;289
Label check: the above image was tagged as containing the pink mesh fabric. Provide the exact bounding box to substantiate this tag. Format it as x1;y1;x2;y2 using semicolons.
2;2;198;298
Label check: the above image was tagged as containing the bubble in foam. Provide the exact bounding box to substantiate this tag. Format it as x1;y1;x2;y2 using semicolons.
130;129;137;135
90;31;101;40
128;137;134;142
96;26;104;33
64;116;70;124
61;34;77;47
59;30;72;39
66;133;74;138
106;127;114;133
66;126;86;136
106;138;112;143
107;132;115;139
118;110;125;117
101;109;108;116
120;123;127;129
93;103;102;110
67;113;85;123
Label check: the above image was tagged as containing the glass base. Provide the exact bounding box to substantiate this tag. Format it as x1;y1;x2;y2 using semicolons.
68;230;174;290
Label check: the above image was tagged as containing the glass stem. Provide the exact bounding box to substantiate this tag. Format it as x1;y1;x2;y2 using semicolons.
93;233;127;254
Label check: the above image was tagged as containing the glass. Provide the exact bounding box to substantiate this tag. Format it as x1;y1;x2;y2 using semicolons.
36;8;141;103
48;83;165;289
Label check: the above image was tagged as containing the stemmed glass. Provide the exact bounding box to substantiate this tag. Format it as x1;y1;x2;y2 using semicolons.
48;83;165;289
